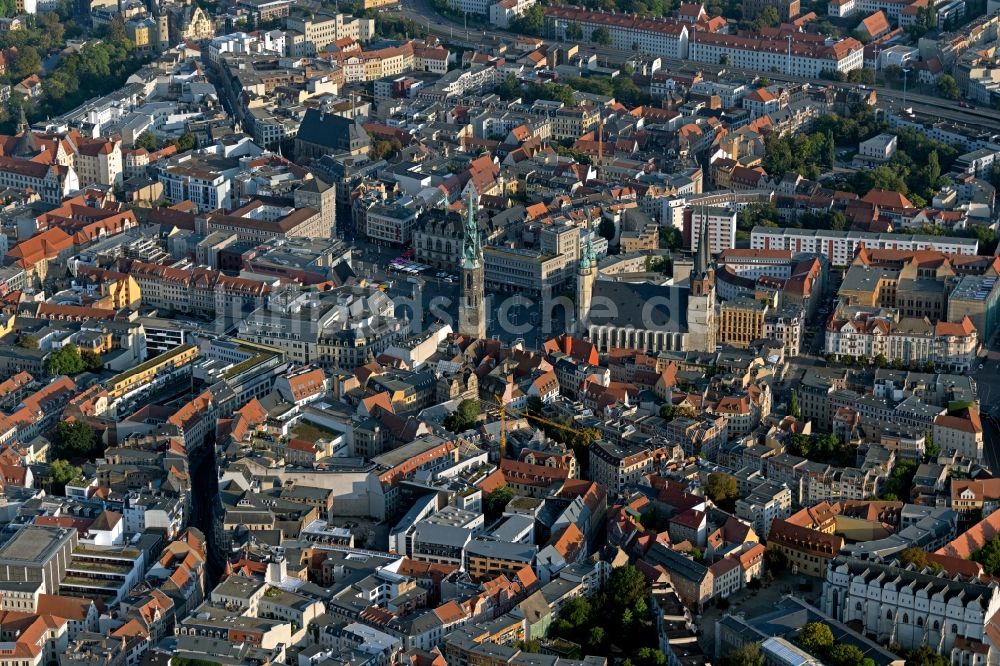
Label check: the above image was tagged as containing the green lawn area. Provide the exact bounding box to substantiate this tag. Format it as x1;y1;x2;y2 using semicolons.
292;421;337;442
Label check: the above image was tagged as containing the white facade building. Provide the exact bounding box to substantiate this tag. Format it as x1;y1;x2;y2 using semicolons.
689;32;864;78
822;557;1000;663
750;227;978;266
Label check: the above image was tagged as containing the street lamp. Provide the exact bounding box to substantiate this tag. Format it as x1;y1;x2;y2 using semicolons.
902;67;912;109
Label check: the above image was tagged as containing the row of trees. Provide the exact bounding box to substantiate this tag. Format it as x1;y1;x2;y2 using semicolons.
787;432;854;467
563;74;652;108
880;459;917;501
0;17;147;134
549;565;663;666
496;74;577;107
763;130;835;180
796;622;877;666
43;344;102;376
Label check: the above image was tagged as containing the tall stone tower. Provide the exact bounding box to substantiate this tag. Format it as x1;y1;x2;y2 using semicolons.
575;239;596;337
686;210;717;352
458;190;486;339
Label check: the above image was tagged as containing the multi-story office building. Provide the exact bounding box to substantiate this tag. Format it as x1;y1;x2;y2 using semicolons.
484;246;575;295
0;526;77;594
683;206;737;256
286;12;375;53
751;227;979;267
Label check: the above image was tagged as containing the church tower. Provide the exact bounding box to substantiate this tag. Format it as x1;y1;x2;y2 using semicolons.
575;240;596;337
686;210;717;352
458;191;486;339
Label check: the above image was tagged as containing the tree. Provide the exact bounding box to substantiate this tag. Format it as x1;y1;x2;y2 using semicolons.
445;398;480;432
591;26;612;45
633;647;666;666
81;350;103;372
526;395;544;415
788;390;800;418
752;5;780;30
510;5;544;36
105;16;127;44
659;404;697;421
765;546;788;572
49;459;81;495
905;645;951;666
925;431;940;460
44;344;86;376
496;73;520;100
828;644;865;666
484;484;514;518
135;131;158;151
566;22;583;40
898;547;928;569
10;45;42;80
586;626;606;652
936;74;961;100
17;334;38;349
598;217;615;243
797;622;834;655
607;564;647;612
972;535;1000;575
721;643;765;666
54;420;97;458
705;472;739;511
173;132;198;152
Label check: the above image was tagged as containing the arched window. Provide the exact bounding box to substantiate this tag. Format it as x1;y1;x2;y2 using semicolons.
886;610;892;620
855;602;862;611
917;617;924;627
952;624;959;634
903;614;909;624
933;621;940;631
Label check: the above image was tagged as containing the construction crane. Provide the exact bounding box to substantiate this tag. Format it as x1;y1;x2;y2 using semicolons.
490;394;591;457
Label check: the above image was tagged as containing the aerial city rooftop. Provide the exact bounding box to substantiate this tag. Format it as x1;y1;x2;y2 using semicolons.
0;0;995;664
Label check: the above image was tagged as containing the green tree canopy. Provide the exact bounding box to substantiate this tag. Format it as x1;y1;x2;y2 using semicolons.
10;45;42;80
81;350;103;372
828;644;865;666
49;459;82;495
510;4;544;35
721;643;765;666
705;472;739;511
591;26;612;45
797;622;835;654
54;420;98;458
445;398;480;432
135;131;158;151
972;535;1000;575
17;334;38;349
484;484;514;519
936;74;961;100
598;217;615;243
44;344;86;376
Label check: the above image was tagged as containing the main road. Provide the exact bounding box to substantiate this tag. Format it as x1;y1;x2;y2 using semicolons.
390;0;1000;133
